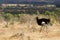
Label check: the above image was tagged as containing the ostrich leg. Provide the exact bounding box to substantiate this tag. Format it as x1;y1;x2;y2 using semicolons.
45;24;48;33
40;25;44;32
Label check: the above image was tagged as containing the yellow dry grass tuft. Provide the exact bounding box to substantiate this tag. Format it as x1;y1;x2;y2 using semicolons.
0;14;60;40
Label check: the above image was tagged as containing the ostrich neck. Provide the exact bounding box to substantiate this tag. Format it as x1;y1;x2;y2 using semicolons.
36;18;39;22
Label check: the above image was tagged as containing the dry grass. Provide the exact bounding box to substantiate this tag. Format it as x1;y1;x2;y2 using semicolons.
0;14;60;40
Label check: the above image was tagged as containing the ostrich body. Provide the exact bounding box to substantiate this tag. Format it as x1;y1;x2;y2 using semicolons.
36;17;50;32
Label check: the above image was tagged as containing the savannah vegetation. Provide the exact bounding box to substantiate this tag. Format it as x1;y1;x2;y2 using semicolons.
0;8;60;27
0;6;60;40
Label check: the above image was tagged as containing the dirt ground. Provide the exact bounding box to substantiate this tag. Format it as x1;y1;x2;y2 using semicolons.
0;14;60;40
0;20;60;40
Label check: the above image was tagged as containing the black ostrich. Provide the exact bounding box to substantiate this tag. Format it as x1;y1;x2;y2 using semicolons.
36;17;50;32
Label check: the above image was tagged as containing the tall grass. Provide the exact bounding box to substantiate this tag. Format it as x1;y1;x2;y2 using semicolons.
0;10;59;28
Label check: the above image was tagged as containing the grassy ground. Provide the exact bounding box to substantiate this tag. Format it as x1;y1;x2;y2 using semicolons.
0;14;60;40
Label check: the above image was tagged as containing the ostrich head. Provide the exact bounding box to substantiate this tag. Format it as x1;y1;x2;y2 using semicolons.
36;17;38;19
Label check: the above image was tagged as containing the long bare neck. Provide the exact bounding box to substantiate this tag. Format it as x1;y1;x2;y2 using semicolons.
36;17;39;21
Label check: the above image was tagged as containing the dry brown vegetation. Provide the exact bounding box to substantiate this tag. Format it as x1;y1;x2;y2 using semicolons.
0;14;60;40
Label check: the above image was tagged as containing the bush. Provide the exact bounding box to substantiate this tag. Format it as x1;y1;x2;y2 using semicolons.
3;13;13;21
45;11;55;15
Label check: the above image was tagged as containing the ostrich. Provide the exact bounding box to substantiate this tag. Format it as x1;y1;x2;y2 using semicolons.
36;17;50;32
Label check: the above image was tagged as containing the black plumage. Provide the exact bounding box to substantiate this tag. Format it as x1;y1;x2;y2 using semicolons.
36;17;50;26
36;17;50;32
